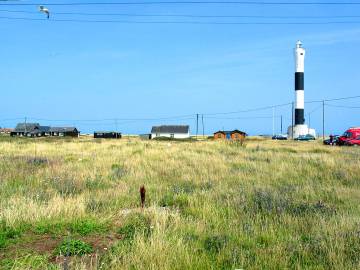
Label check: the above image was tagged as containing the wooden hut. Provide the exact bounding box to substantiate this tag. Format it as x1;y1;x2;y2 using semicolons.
213;130;247;141
49;127;79;137
94;131;121;139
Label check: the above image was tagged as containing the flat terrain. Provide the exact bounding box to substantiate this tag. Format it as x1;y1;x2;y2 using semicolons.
0;137;359;269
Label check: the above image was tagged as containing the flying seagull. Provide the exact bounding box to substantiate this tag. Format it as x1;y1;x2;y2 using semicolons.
39;6;50;19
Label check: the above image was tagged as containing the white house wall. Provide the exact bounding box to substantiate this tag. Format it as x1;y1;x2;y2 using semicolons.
151;132;190;139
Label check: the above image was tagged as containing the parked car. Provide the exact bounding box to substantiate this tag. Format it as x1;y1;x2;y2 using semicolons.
338;127;360;145
344;136;360;146
295;134;316;141
272;134;288;140
323;135;339;145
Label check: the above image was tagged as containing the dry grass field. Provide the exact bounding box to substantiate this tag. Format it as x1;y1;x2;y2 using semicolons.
0;136;360;269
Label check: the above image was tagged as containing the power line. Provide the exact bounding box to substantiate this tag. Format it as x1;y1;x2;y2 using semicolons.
28;114;195;122
325;104;360;109
2;2;360;6
2;95;359;125
2;16;360;24
2;9;360;19
204;102;292;116
205;115;281;120
306;95;360;104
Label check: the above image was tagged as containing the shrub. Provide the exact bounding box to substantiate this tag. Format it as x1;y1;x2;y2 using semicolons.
203;235;228;253
117;213;151;242
110;164;127;180
51;177;84;197
86;198;108;213
27;157;49;166
85;176;109;191
55;239;93;256
250;189;337;217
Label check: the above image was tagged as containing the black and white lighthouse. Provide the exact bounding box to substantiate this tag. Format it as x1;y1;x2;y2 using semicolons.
288;40;316;138
295;40;305;125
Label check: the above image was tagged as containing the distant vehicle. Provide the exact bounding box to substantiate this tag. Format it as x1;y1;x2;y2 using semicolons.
272;134;288;140
295;134;316;141
344;136;360;146
338;127;360;145
323;135;340;145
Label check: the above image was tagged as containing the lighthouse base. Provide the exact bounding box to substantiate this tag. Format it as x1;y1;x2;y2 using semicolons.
287;125;316;139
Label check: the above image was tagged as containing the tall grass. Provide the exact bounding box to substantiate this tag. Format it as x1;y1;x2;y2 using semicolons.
0;137;359;269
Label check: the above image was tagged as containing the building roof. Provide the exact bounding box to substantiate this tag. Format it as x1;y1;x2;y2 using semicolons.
214;130;247;135
94;131;121;134
49;127;78;133
151;125;189;134
14;123;40;132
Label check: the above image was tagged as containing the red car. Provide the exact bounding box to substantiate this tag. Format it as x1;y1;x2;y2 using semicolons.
338;127;360;145
345;136;360;146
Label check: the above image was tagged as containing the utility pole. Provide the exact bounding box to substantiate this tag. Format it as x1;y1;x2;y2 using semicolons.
115;119;118;139
322;100;325;140
201;114;204;137
291;102;294;139
24;117;27;136
308;113;311;134
280;115;283;134
272;107;275;136
196;114;199;139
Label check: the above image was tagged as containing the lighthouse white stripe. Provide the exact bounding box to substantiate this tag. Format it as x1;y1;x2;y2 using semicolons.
295;90;304;109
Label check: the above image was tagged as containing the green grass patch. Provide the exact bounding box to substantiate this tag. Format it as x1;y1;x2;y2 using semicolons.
55;239;93;256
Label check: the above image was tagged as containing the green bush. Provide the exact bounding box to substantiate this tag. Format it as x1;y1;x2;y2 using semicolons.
55;239;93;256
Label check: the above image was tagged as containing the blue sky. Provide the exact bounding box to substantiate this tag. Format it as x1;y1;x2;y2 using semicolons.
1;1;360;135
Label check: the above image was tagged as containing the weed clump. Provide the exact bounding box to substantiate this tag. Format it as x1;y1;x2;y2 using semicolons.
0;221;22;248
203;235;228;253
55;239;93;256
110;164;127;180
70;218;107;236
51;176;84;197
27;157;49;166
160;193;189;209
117;213;151;242
86;198;108;213
250;189;337;217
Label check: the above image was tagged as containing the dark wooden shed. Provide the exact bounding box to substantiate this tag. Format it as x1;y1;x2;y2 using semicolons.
49;127;80;137
94;131;121;139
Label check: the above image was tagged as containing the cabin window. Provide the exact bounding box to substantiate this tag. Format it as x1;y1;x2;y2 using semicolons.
218;134;222;138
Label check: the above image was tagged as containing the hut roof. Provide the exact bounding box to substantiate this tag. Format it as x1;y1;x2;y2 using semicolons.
14;123;40;132
214;130;247;135
151;125;189;134
49;127;78;133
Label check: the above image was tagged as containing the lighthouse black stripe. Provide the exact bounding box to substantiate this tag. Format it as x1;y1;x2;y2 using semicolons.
295;72;304;90
295;109;305;125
